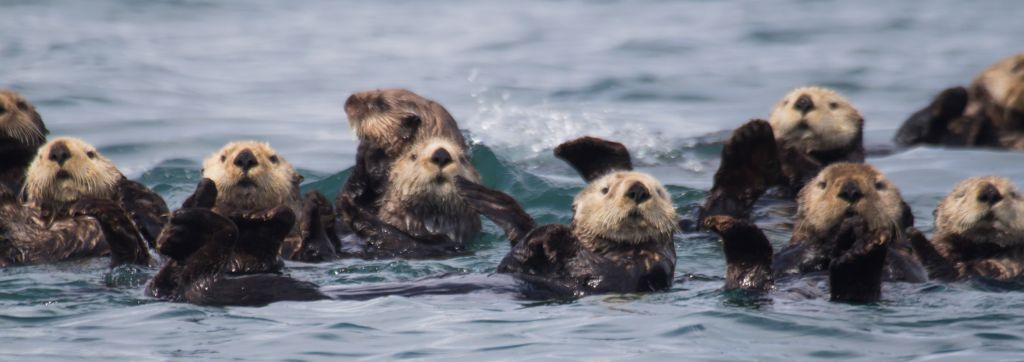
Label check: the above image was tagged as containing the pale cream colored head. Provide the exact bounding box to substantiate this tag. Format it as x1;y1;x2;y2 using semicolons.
934;176;1024;246
201;141;299;212
24;137;121;208
795;163;903;239
0;90;46;145
769;86;863;152
384;137;480;209
571;171;677;244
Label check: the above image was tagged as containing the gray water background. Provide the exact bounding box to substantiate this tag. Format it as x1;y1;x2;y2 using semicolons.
2;0;1024;360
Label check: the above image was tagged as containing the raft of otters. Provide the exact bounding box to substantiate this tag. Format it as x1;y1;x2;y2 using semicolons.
1;54;1023;306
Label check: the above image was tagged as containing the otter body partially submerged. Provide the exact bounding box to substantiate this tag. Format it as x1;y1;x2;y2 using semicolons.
896;54;1024;149
0;90;48;192
909;177;1024;282
455;137;678;296
1;137;165;267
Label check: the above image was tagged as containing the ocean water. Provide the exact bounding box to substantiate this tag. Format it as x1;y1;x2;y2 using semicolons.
3;0;1024;360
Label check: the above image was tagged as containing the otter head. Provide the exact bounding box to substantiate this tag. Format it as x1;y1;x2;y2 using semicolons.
0;90;46;145
24;137;121;211
934;176;1024;246
973;53;1024;129
385;137;480;206
571;171;677;245
795;163;903;239
201;141;299;212
344;89;464;157
769;86;863;153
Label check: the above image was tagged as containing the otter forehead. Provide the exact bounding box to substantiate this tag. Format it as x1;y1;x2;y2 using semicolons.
345;89;422;123
202;141;291;173
0;89;45;143
975;54;1024;111
581;171;669;197
768;86;863;151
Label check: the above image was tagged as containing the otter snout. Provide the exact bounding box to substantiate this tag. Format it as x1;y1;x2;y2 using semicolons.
48;142;72;166
838;180;863;203
794;94;815;114
978;183;1003;205
626;182;651;204
234;149;258;172
430;148;453;168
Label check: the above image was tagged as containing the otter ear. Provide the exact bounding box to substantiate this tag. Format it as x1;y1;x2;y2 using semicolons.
554;136;632;182
396;114;422;142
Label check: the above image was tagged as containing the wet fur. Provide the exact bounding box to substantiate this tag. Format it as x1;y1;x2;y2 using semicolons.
0;90;48;192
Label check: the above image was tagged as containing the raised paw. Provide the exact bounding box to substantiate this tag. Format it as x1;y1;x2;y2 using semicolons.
702;215;738;235
181;178;218;209
894;86;968;145
157;208;235;261
702;120;782;219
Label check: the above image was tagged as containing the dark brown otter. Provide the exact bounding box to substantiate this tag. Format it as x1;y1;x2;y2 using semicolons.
0;90;47;192
454;137;678;296
895;54;1024;149
909;176;1024;282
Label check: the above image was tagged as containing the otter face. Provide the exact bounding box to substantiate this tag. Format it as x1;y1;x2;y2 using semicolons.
935;176;1024;246
769;87;863;152
796;163;903;236
572;171;677;244
25;137;121;206
386;137;480;204
201;141;298;212
0;90;45;145
345;89;425;153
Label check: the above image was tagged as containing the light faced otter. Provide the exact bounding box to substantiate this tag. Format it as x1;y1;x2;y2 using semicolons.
337;137;482;258
909;177;1024;282
454;137;678;296
1;137;164;267
700;88;865;221
336;89;469;221
198;141;337;269
0;90;47;192
145;183;327;306
896;54;1024;149
704;162;926;303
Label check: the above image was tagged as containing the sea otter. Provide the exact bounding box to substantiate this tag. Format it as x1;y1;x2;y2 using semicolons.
0;90;48;192
895;54;1024;149
453;137;678;296
700;87;865;220
197;141;337;270
335;137;482;258
336;89;468;221
145;181;327;306
908;176;1024;282
1;137;164;267
703;161;926;303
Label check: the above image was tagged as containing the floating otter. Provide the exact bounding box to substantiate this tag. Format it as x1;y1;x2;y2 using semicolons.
700;88;865;221
145;182;327;306
198;141;337;269
0;90;47;192
336;89;468;221
1;137;164;267
704;158;926;303
454;137;678;296
895;54;1024;149
336;137;482;258
909;176;1024;282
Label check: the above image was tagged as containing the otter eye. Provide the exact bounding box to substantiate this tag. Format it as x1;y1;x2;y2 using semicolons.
0;105;6;114
86;151;96;159
817;181;826;189
269;155;279;164
601;187;609;195
410;154;417;161
829;102;839;110
220;155;227;162
874;181;886;190
16;101;28;111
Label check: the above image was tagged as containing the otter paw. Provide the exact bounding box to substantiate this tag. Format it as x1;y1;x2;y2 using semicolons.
182;178;218;209
702;215;737;234
70;198;122;219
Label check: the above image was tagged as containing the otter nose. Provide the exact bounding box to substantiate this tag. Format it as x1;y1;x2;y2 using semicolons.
838;180;863;203
233;149;258;172
626;182;651;204
48;142;72;166
978;183;1003;205
430;148;453;167
794;94;815;114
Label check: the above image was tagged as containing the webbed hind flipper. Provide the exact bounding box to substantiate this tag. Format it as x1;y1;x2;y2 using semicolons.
553;136;632;182
894;86;969;146
703;215;774;291
828;218;888;303
116;178;170;249
454;176;536;246
701;120;783;220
